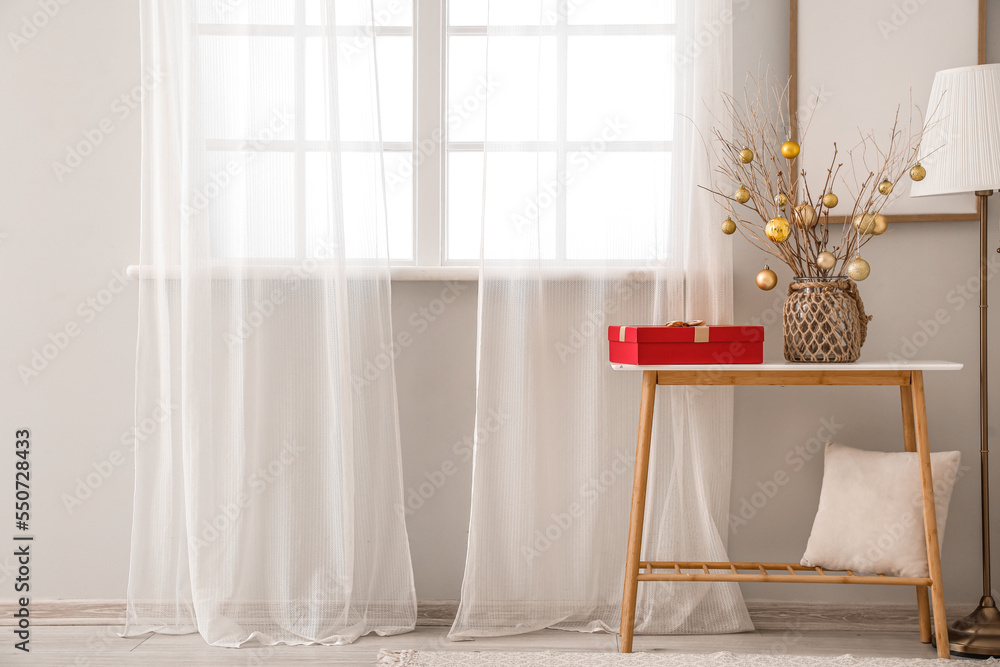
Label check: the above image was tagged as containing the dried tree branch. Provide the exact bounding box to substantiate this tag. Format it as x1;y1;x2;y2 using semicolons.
706;71;926;281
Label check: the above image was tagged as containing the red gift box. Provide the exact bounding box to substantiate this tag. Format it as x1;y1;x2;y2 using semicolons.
608;324;764;365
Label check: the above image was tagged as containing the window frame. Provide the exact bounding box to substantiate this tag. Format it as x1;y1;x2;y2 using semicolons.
432;1;677;267
196;3;417;264
413;0;446;268
195;1;677;277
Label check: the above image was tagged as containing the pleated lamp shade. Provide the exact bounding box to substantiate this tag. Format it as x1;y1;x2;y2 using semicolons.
911;63;1000;197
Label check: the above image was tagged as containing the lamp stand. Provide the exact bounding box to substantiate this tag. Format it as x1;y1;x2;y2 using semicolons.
941;190;1000;658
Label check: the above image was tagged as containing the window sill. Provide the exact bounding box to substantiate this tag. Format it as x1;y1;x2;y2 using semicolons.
390;266;479;281
125;265;666;281
125;264;480;281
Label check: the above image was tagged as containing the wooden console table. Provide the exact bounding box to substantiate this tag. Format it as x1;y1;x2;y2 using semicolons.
611;361;962;658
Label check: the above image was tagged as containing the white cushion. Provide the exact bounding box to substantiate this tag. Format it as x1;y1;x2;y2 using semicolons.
800;442;961;578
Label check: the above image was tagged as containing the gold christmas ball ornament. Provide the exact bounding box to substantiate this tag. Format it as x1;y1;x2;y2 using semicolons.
721;217;737;235
910;163;926;181
853;213;877;235
846;256;871;281
878;179;894;195
816;251;837;271
756;265;778;291
765;216;791;243
872;213;888;235
739;147;754;164
734;185;751;204
794;204;818;229
774;192;789;207
780;140;801;159
822;192;839;208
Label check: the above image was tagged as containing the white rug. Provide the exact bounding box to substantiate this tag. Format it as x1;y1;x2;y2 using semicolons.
377;650;994;666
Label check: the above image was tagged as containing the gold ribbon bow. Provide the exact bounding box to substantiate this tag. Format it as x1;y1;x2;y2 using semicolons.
618;321;711;343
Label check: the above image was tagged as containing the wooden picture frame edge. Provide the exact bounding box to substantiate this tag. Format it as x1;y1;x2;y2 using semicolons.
787;0;986;223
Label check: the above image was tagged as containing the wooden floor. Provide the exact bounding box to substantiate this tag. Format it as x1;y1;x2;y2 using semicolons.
0;625;947;666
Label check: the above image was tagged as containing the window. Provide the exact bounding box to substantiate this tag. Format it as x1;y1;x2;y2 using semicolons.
195;0;414;261
196;0;676;267
444;1;675;262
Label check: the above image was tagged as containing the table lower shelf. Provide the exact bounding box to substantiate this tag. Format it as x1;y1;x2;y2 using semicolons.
638;561;932;587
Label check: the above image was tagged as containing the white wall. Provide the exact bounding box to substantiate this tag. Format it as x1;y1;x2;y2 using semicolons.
1;0;996;609
1;0;142;599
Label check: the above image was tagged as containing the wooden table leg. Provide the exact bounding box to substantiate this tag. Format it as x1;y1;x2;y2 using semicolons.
620;370;657;653
901;383;933;644
910;371;950;658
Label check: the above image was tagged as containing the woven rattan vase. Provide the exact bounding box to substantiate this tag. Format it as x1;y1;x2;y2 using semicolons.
783;277;872;363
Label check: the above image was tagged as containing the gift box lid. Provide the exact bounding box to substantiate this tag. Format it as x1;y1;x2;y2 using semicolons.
608;324;764;344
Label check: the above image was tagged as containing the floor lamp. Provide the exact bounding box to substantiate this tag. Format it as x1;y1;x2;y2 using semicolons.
912;63;1000;658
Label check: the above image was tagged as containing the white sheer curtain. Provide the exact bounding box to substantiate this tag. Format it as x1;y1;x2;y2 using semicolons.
124;0;415;646
450;0;751;638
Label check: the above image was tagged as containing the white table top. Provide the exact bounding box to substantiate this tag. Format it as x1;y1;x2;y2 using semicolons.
611;360;963;372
